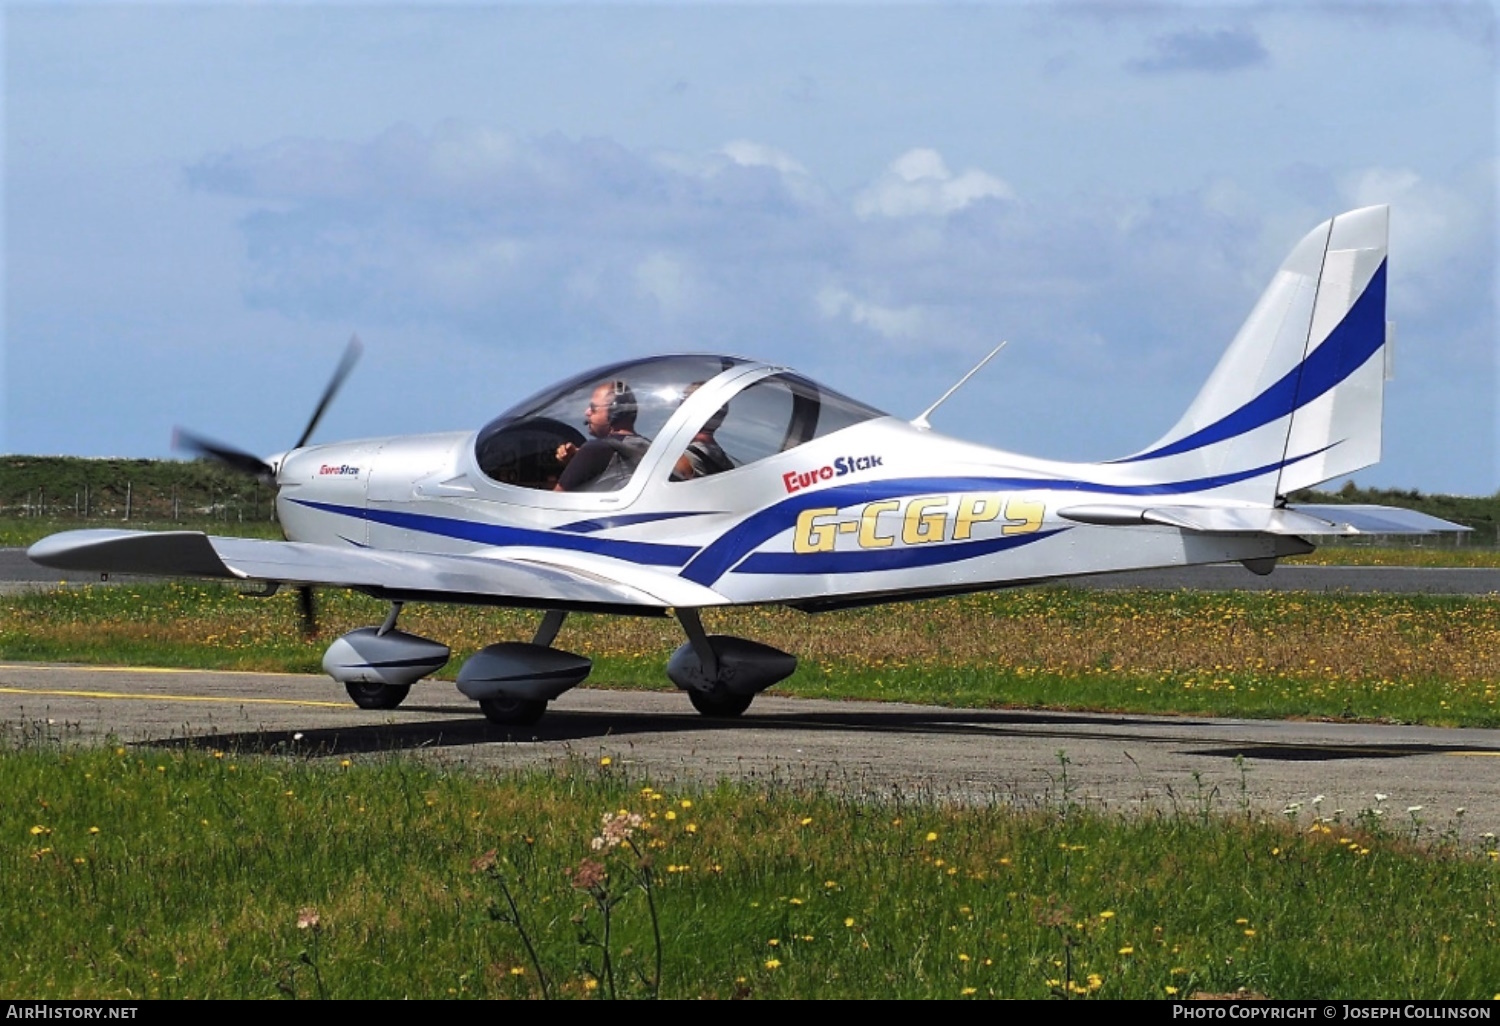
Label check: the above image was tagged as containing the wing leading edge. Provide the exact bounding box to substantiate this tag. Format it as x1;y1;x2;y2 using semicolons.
25;529;708;614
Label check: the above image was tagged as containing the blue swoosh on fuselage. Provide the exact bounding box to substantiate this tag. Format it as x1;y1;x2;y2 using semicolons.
287;499;699;566
292;446;1325;588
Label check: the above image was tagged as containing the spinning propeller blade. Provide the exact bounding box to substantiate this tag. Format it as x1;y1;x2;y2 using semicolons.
171;428;276;483
173;335;363;481
297;586;318;638
294;334;363;451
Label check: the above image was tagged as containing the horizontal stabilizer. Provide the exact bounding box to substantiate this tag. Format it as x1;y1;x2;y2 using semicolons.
1283;504;1471;536
1058;503;1469;536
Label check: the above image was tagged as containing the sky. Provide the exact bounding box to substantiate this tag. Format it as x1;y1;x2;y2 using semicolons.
4;1;1497;495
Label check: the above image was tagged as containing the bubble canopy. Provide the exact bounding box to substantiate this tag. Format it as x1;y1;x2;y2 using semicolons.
473;355;886;491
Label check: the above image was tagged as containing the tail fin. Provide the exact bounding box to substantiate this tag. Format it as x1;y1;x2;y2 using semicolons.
1117;206;1390;501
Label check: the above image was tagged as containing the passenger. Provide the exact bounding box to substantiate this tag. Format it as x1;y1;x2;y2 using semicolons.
554;381;651;491
671;383;735;481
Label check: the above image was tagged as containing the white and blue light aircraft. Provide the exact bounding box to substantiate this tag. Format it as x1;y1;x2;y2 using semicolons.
29;205;1463;725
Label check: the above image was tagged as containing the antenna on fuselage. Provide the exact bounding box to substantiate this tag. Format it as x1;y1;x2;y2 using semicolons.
910;341;1007;431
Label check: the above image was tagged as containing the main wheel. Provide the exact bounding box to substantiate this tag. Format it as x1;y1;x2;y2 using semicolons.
687;689;753;718
479;696;548;726
344;681;411;710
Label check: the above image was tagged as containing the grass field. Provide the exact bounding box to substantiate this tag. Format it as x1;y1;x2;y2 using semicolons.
2;582;1498;727
4;743;1497;999
5;552;1499;998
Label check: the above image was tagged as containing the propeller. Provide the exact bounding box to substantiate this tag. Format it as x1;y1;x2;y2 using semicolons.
293;334;363;450
173;335;365;639
171;428;276;484
297;585;318;639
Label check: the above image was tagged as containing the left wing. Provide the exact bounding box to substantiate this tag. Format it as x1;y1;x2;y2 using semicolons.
27;529;723;613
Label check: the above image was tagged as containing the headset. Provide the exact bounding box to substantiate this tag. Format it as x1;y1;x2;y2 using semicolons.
605;380;637;427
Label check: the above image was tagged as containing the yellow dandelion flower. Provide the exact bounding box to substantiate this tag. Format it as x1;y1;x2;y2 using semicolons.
925;831;938;842
767;938;779;946
1099;910;1116;920
844;918;855;928
680;799;692;809
961;987;977;996
665;810;677;821
509;966;525;976
764;959;782;971
1166;986;1180;995
1118;946;1134;955
800;817;813;826
599;756;612;767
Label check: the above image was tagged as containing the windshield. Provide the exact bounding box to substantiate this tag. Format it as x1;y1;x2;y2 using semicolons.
474;355;746;490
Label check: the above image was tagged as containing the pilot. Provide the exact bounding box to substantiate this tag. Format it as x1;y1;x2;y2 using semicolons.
554;380;651;491
671;384;734;481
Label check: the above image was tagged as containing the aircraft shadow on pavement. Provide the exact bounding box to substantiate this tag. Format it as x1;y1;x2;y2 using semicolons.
141;704;1499;762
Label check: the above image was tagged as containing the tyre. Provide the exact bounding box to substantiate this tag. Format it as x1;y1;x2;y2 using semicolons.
687;690;753;718
479;696;548;726
344;681;411;710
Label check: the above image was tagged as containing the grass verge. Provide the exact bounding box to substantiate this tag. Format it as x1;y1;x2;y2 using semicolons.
3;583;1497;727
4;741;1497;999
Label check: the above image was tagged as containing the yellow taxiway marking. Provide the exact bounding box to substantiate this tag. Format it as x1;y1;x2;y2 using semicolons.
0;662;309;678
0;686;347;710
1452;751;1500;757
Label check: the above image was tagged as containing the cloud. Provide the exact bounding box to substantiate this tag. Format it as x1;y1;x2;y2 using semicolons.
722;139;807;176
180;124;1491;473
853;149;1014;220
1127;26;1269;75
816;286;931;342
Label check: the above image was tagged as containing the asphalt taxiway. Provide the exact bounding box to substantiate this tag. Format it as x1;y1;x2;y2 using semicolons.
2;662;1497;836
